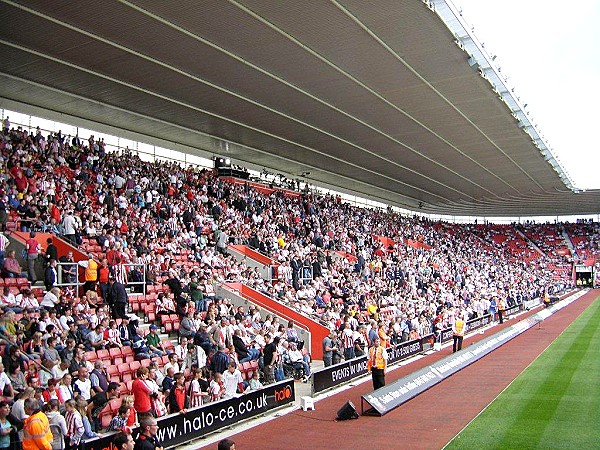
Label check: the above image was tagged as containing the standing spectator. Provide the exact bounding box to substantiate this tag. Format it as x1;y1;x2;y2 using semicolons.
113;431;135;450
58;251;77;286
43;399;67;450
97;259;110;303
452;315;466;353
43;239;58;268
218;439;236;450
61;211;78;246
166;372;188;414
133;416;164;450
209;372;225;402
222;362;244;399
341;321;355;361
107;276;128;319
25;232;41;283
0;400;15;450
78;254;99;296
497;297;506;324
72;367;91;401
64;399;84;450
131;368;153;418
489;297;498;323
0;232;9;268
322;331;337;368
261;335;278;385
44;260;58;291
209;345;230;375
367;336;387;391
22;397;53;450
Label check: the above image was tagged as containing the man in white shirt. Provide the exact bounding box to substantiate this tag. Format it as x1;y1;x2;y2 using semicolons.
0;362;13;401
222;362;244;399
73;367;92;400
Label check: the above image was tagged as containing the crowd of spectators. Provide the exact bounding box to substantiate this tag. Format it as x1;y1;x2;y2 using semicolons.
0;120;589;445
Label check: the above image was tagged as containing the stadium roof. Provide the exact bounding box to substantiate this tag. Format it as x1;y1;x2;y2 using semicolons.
1;0;599;216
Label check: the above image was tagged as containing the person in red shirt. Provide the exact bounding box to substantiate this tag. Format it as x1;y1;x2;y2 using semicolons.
167;373;188;414
131;367;153;418
25;231;41;283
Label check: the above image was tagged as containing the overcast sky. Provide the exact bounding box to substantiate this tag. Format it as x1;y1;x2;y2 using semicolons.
455;0;600;190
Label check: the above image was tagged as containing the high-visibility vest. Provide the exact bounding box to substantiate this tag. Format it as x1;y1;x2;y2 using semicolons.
367;346;386;370
85;259;98;281
23;411;53;450
454;319;465;336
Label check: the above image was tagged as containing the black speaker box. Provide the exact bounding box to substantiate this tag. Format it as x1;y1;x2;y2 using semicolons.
336;400;359;421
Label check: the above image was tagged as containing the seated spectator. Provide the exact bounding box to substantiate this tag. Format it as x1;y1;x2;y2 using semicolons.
0;362;14;402
181;342;207;372
232;329;260;363
163;353;180;374
145;325;166;357
86;324;108;351
44;399;67;450
105;320;123;348
287;342;311;382
89;361;109;395
193;323;213;356
173;336;188;363
107;405;130;432
247;370;263;391
1;250;27;278
7;365;26;393
88;381;119;431
118;315;135;347
0;287;22;313
178;310;196;340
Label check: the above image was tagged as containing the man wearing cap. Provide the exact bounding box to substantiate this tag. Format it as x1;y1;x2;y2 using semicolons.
146;325;165;357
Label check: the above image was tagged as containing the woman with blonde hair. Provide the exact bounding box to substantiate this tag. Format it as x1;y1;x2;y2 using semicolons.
121;394;137;428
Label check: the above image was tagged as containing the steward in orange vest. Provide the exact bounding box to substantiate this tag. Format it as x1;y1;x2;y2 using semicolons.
452;316;466;353
367;336;388;390
22;399;52;450
78;253;99;295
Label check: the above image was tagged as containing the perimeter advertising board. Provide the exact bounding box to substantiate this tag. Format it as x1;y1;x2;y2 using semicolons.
361;315;539;416
83;379;295;450
311;339;424;395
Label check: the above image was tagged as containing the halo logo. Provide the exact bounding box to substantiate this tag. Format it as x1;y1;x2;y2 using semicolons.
273;385;293;402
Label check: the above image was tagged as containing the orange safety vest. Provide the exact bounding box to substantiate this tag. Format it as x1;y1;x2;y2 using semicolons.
23;411;53;450
367;346;386;371
85;259;98;282
454;319;465;337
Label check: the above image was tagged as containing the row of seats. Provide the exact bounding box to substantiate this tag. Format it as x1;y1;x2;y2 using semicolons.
85;339;175;367
0;277;30;287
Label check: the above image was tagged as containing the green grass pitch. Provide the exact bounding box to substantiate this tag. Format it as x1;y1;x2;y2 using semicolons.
446;298;600;450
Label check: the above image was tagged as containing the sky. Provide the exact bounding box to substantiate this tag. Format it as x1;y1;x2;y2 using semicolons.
455;0;600;190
